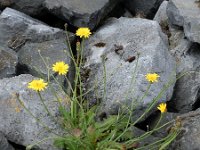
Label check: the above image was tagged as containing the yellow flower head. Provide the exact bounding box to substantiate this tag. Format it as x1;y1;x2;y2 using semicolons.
145;73;160;83
157;103;167;113
52;61;69;75
28;79;48;92
76;27;91;38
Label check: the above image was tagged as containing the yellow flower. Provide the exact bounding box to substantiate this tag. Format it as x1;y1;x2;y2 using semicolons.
52;61;69;75
76;27;91;38
28;79;48;91
145;73;160;83
157;103;167;113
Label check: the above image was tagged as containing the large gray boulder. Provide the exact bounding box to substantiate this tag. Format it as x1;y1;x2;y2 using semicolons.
170;42;200;113
154;3;200;113
124;0;164;18
44;0;121;29
0;8;74;83
167;25;200;113
0;8;66;51
0;0;45;16
167;0;200;43
0;47;17;79
0;74;67;150
83;17;176;120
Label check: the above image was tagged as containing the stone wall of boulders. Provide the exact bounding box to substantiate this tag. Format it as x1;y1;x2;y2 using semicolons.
0;0;200;149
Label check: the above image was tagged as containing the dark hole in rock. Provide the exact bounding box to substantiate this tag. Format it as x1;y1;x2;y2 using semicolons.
34;9;77;33
94;42;106;47
8;140;26;150
187;42;200;55
93;2;126;31
125;56;136;63
134;110;161;132
192;88;200;110
107;2;126;18
166;100;179;113
98;112;107;121
16;64;29;75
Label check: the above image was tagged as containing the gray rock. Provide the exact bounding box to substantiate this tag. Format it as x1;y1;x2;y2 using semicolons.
83;17;176;120
0;8;68;49
18;39;71;80
167;26;200;113
154;1;168;24
132;126;160;148
0;47;18;79
167;0;200;43
43;0;121;29
0;74;68;150
171;43;200;113
148;112;179;137
153;1;171;37
0;132;14;150
168;26;188;50
124;0;164;18
169;108;200;150
0;0;44;16
157;13;200;113
0;8;74;84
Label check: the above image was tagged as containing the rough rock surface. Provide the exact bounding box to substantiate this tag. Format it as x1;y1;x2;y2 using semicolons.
44;0;121;29
0;132;14;150
167;0;200;43
153;1;171;37
166;24;200;113
132;126;159;148
18;39;71;79
0;8;69;48
171;42;200;113
124;0;164;18
0;74;67;150
154;1;168;24
169;108;200;150
0;8;74;81
0;47;17;79
0;0;44;16
155;1;200;113
84;17;176;119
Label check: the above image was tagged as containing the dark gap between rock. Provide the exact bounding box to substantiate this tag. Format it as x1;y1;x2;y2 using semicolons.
192;89;200;110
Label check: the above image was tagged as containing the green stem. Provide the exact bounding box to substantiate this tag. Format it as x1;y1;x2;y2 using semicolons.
78;38;84;103
37;92;57;123
102;55;107;103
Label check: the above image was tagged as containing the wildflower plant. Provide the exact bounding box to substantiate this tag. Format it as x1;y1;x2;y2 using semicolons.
18;25;182;150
